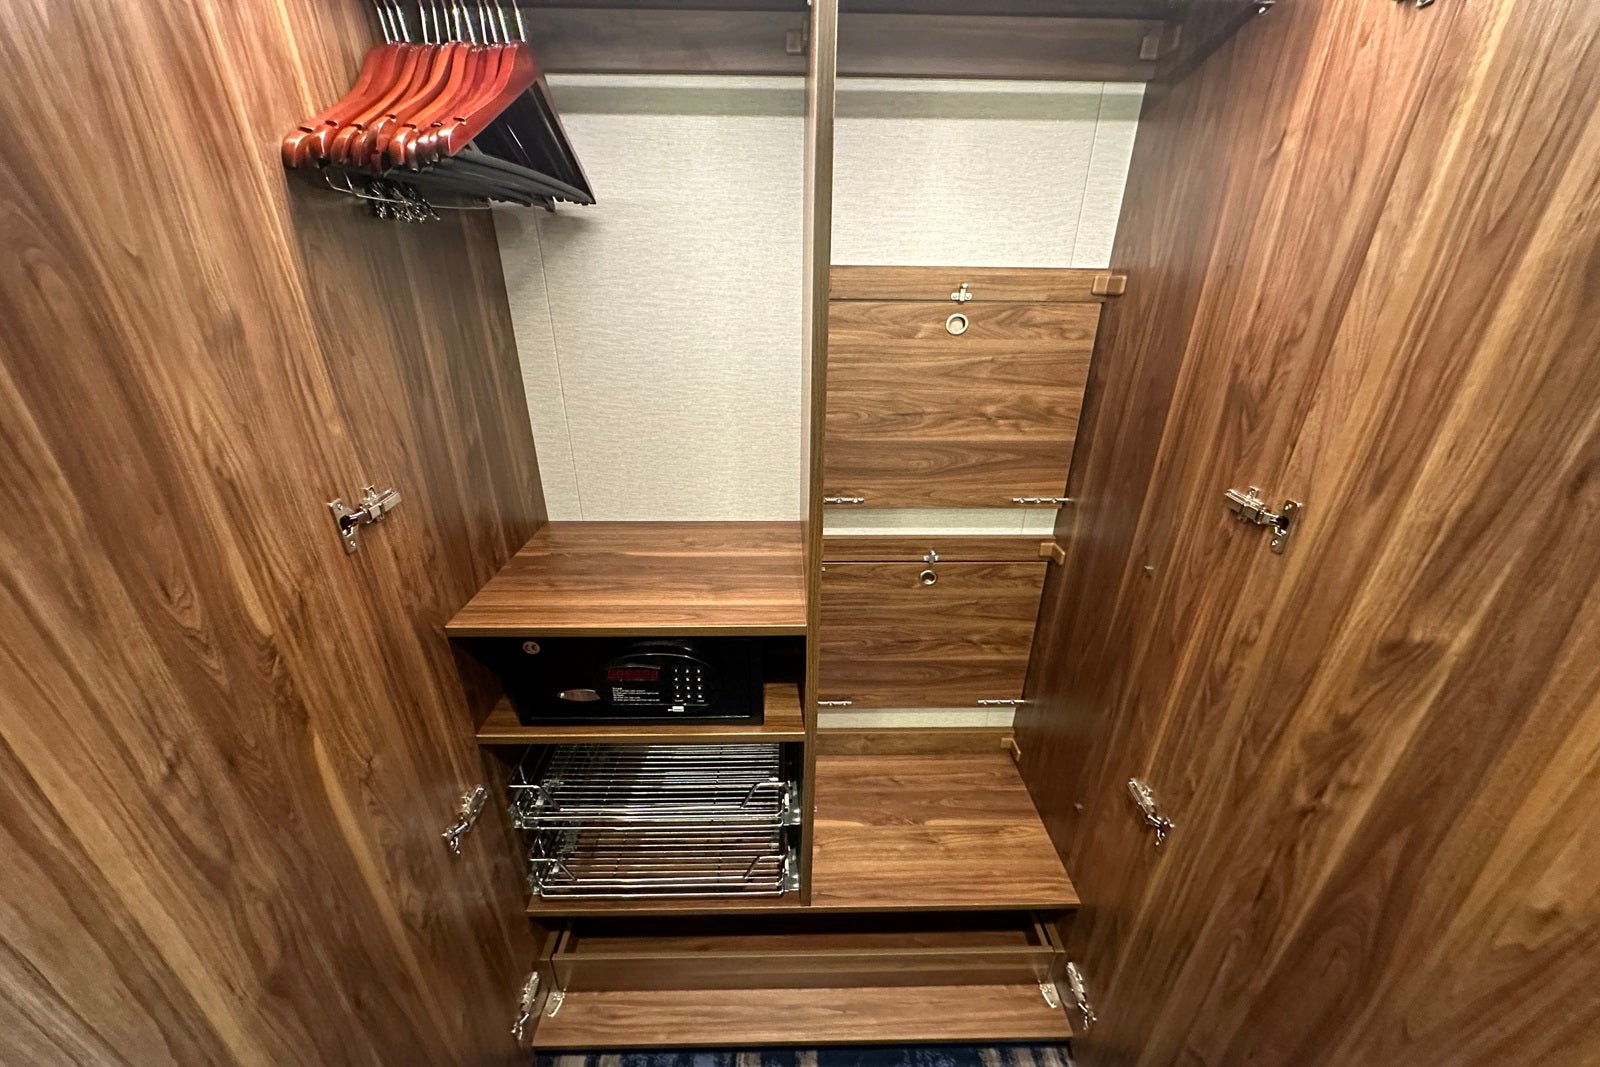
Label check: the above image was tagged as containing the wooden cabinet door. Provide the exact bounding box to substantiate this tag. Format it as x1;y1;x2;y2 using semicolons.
819;561;1047;708
1017;2;1600;1065
0;3;541;1063
824;300;1098;507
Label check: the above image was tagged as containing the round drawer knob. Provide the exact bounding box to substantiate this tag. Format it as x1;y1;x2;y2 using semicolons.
946;312;969;336
919;569;938;586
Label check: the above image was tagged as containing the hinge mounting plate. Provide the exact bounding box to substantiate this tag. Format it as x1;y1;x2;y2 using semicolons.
441;785;488;857
1127;777;1174;848
1065;962;1097;1032
328;484;402;554
1223;486;1301;553
512;971;540;1043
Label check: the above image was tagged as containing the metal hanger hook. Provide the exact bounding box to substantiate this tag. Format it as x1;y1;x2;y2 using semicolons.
370;0;393;42
389;0;412;43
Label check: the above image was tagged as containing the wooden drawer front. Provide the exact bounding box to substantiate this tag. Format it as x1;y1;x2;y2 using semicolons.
824;300;1097;508
551;914;1060;991
819;561;1047;708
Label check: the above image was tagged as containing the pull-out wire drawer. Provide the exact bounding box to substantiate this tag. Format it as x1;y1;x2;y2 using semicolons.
512;744;800;899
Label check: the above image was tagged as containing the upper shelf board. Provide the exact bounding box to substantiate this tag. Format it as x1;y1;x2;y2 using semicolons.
446;521;807;637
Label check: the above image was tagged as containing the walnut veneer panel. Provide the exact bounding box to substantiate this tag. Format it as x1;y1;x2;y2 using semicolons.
1016;1;1600;1065
809;754;1077;910
819;561;1047;707
0;1;541;1062
823;534;1051;562
530;984;1071;1048
832;265;1113;302
447;522;806;636
824;301;1097;507
814;727;1016;756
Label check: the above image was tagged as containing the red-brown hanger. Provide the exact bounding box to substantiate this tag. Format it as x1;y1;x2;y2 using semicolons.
282;2;413;168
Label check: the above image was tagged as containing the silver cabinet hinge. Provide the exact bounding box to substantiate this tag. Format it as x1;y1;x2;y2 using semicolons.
818;700;854;708
1013;496;1071;505
978;699;1026;706
1223;486;1301;554
1127;778;1174;848
544;989;566;1017
328;484;402;554
1039;981;1061;1009
951;282;973;303
511;971;540;1043
441;785;488;857
823;496;866;505
1065;963;1097;1033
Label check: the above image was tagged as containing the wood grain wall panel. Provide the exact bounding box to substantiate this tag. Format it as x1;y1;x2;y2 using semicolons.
1015;1;1600;1065
824;301;1097;507
819;561;1045;707
0;2;542;1064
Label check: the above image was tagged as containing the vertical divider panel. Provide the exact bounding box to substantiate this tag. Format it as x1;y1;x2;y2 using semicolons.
800;0;841;906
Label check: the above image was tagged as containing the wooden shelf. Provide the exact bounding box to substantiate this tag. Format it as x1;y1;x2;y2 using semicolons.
478;681;806;746
446;521;806;637
524;751;1077;917
530;984;1072;1048
808;752;1079;911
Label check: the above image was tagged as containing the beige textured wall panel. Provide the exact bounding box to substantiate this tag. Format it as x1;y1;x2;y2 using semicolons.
495;75;1140;520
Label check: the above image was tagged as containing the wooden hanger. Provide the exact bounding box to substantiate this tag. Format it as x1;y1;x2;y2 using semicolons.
282;2;411;168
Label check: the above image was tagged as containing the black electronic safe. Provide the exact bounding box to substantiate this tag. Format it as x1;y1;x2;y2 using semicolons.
474;637;765;725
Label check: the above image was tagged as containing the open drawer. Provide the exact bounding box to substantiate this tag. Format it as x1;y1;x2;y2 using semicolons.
546;911;1063;991
527;912;1073;1048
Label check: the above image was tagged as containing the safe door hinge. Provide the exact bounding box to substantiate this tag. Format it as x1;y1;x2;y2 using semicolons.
441;785;488;857
511;971;540;1043
1064;963;1097;1033
1127;777;1174;848
328;484;402;554
1223;485;1301;554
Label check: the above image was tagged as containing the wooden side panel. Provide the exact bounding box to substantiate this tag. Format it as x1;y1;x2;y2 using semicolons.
819;561;1046;707
824;301;1097;507
801;0;842;912
1016;1;1600;1065
0;2;541;1064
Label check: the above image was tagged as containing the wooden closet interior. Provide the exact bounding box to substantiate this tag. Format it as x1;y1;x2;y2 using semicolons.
4;0;1598;1065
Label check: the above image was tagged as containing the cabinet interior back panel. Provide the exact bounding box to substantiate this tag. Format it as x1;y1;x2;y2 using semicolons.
495;76;1140;520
